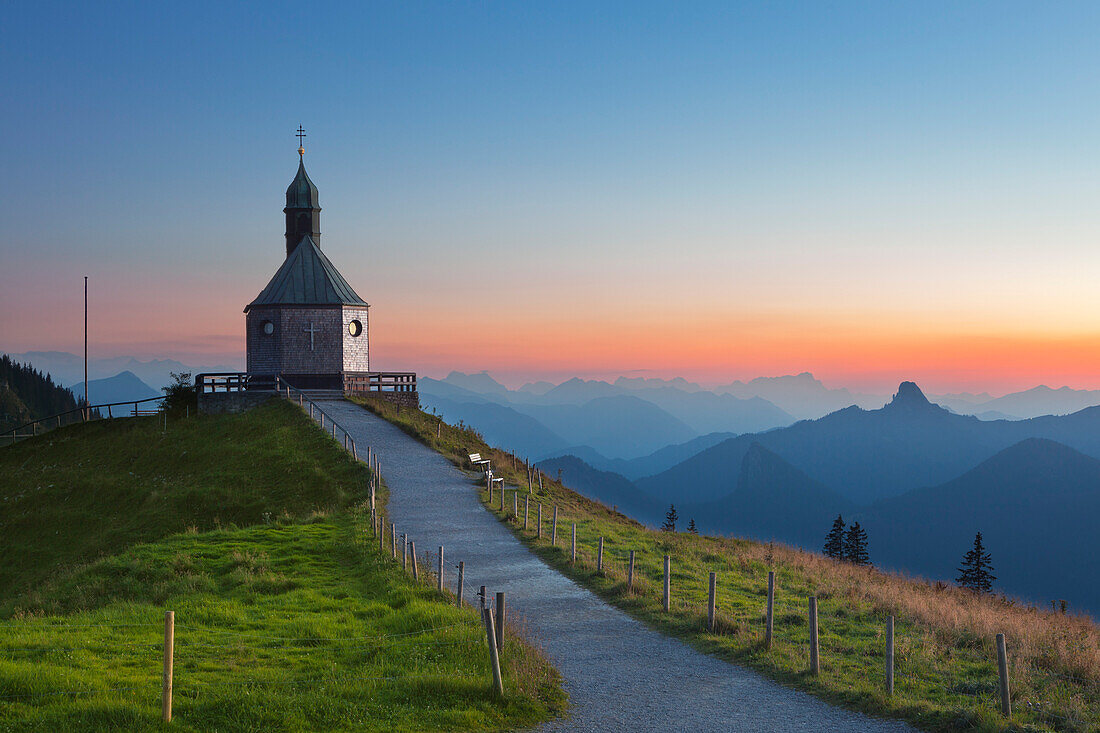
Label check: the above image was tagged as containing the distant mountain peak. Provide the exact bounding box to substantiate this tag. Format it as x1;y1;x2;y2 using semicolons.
886;381;933;410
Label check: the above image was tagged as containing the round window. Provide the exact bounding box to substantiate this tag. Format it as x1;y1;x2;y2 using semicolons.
262;320;274;335
348;319;363;337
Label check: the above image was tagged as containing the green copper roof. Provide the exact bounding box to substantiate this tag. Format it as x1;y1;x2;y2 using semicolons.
245;235;368;311
285;157;320;209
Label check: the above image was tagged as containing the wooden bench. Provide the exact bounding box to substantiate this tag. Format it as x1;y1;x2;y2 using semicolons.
469;452;491;472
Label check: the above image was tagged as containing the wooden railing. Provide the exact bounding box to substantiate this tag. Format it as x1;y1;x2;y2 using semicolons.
2;396;164;447
344;372;418;394
196;372;416;395
195;373;276;393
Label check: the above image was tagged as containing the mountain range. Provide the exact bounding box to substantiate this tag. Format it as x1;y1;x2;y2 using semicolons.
521;379;1100;615
4;351;238;391
636;382;1100;504
418;373;793;460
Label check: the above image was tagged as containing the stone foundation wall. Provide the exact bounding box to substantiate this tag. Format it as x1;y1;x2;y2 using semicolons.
198;391;274;415
348;390;420;410
376;391;419;410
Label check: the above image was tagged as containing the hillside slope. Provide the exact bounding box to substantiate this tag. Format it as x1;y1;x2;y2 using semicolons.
0;400;562;730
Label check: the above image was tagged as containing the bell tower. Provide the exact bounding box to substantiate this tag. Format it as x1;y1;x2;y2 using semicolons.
284;126;321;256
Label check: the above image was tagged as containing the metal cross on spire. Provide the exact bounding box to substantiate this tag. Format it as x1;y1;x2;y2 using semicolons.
297;126;307;146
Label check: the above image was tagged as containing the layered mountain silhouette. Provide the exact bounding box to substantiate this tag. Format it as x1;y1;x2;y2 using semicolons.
681;444;854;548
714;372;888;420
537;455;665;521
419;372;794;460
637;382;1100;504
515;396;697;460
540;431;739;480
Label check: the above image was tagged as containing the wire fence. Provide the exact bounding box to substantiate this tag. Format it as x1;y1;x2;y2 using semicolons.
475;482;1100;730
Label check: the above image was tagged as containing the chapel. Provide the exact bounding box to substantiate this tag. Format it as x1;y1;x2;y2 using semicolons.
244;138;371;389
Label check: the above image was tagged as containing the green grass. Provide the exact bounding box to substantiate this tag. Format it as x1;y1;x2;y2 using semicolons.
353;394;1100;733
0;399;563;731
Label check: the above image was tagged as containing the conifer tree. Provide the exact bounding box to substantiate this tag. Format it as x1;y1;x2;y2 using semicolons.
843;521;870;565
687;518;698;535
661;504;678;532
823;514;846;558
956;532;996;593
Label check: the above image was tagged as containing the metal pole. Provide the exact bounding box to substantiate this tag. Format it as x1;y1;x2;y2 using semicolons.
83;276;88;419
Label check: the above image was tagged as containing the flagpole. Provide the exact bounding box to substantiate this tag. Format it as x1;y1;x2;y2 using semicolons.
84;276;88;419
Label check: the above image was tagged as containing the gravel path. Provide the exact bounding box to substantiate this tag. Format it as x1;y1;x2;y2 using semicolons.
321;400;915;732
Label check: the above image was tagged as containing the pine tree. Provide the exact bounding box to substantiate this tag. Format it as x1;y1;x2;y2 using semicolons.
956;532;996;593
687;518;698;535
843;522;870;565
661;504;678;532
823;514;846;558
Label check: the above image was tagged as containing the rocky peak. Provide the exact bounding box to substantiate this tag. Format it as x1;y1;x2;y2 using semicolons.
885;381;935;411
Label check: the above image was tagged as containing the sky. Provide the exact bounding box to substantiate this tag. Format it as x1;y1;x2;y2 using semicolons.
3;1;1100;394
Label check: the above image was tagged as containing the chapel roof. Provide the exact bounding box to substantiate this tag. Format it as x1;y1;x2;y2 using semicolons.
285;157;320;210
245;235;368;312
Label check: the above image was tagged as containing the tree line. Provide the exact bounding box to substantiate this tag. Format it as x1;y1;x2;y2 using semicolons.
822;514;996;593
0;355;84;432
655;504;997;597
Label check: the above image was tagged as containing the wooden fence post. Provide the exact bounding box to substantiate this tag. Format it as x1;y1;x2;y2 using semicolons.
513;490;518;518
402;534;408;569
479;586;487;611
597;537;604;574
552;506;558;546
539;471;543;491
571;523;577;563
410;541;419;580
500;485;505;512
707;572;717;632
765;571;775;650
457;562;465;607
996;633;1011;716
162;610;174;722
663;555;670;611
482;608;505;697
809;596;820;675
489;479;493;505
538;504;543;539
438;546;445;593
886;615;894;695
495;592;506;652
628;550;636;592
390;523;396;559
524;494;530;530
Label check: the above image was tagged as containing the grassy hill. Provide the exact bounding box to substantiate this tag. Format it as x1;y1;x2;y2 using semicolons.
353;394;1100;733
0;399;563;731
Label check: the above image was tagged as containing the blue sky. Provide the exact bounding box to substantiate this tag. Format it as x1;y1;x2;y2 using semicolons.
3;2;1100;391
